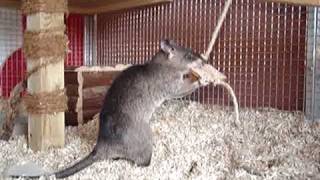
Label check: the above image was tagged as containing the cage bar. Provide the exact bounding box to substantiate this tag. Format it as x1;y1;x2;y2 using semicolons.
305;7;320;121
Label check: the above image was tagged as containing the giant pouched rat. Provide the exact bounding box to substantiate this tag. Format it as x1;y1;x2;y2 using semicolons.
10;39;205;179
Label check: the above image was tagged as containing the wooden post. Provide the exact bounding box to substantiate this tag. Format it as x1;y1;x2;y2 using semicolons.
23;0;67;151
27;14;65;151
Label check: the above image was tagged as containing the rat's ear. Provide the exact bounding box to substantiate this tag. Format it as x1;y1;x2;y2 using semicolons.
160;39;175;59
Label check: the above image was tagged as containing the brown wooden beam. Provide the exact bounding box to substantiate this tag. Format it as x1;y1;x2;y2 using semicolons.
260;0;320;6
0;0;171;14
69;0;172;14
0;0;20;9
1;0;318;13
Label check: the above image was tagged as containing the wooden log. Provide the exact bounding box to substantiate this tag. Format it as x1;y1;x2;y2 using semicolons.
68;0;172;14
76;85;107;124
0;0;20;9
82;71;120;88
65;84;79;97
65;112;78;126
65;71;79;85
82;86;108;98
82;86;107;110
83;109;100;122
67;96;78;111
65;69;79;126
27;13;65;151
75;66;130;124
77;69;120;124
1;0;172;14
83;97;104;110
2;0;319;13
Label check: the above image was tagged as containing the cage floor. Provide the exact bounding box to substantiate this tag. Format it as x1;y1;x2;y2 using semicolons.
0;100;319;180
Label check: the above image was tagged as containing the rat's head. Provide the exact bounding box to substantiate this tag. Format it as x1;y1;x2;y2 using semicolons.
156;39;204;69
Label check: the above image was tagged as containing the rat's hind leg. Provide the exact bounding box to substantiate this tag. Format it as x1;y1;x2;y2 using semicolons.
99;116;153;166
121;121;153;166
107;127;153;165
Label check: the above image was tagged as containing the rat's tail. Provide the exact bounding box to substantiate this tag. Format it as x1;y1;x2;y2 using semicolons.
54;148;99;179
7;148;99;179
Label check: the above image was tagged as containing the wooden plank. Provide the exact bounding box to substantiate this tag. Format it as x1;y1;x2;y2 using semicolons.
82;71;119;88
65;71;78;85
0;0;20;9
83;97;104;110
27;13;65;151
65;112;78;126
1;0;172;13
82;85;108;99
67;96;78;111
68;0;172;14
260;0;320;6
65;71;79;126
69;0;120;7
65;84;79;96
65;66;77;71
83;109;100;122
76;70;120;124
76;70;84;124
2;0;318;12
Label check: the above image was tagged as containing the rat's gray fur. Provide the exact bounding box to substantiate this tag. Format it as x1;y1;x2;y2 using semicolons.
55;40;204;178
11;40;204;179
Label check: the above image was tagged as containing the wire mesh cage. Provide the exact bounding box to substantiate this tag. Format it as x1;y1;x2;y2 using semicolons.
94;0;307;111
66;14;85;67
0;7;25;98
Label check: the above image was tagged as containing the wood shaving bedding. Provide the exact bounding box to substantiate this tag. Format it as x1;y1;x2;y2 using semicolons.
0;100;319;180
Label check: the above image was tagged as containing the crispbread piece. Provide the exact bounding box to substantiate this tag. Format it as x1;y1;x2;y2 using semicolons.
191;64;226;85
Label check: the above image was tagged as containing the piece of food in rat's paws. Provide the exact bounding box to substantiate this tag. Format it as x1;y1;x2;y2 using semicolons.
190;71;201;82
191;64;226;85
183;71;200;82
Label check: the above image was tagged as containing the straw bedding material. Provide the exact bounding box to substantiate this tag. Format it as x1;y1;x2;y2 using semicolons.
0;100;319;180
